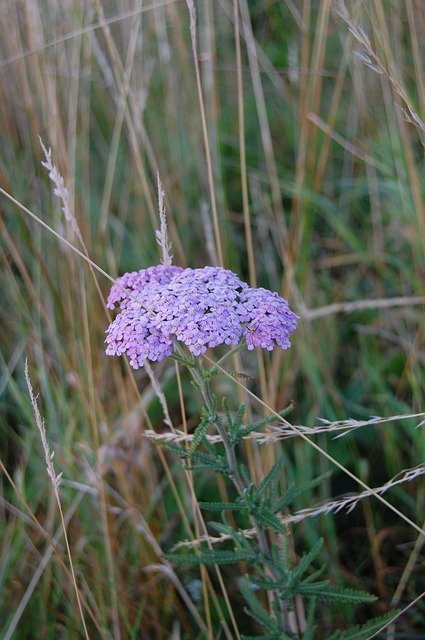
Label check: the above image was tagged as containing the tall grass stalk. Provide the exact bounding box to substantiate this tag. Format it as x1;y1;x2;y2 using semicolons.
24;360;90;640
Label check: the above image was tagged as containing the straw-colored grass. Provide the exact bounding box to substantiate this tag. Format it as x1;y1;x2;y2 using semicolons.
0;1;424;637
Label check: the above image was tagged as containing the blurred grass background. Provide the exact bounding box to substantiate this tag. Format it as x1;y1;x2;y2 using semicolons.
0;0;424;638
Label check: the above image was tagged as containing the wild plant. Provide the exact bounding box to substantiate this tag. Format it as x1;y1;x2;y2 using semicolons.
104;210;396;639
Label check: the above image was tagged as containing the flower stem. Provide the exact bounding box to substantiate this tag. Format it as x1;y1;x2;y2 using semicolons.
188;357;289;631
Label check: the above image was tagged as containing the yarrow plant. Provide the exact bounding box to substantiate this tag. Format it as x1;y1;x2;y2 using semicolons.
105;194;391;639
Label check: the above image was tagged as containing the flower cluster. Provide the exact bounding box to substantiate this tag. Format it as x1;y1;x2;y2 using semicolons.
106;265;183;310
105;265;298;368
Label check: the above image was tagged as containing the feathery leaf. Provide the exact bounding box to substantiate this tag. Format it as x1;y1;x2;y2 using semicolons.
166;549;257;566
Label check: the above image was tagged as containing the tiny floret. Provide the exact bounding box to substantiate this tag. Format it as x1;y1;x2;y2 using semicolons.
106;265;183;310
105;266;298;368
242;287;298;351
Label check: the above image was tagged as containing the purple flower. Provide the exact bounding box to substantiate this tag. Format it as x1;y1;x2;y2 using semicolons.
106;265;183;310
242;287;298;351
105;265;298;369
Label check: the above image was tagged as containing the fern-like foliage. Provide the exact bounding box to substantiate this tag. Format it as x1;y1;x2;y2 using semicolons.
252;540;376;605
236;403;294;442
239;579;284;636
296;585;376;603
198;499;247;512
166;548;257;566
327;610;400;639
188;409;218;455
164;442;229;473
235;459;290;533
161;377;383;639
241;635;288;640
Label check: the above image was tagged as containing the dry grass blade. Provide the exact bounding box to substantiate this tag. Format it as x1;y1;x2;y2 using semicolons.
301;296;425;320
155;173;173;266
306;112;393;175
0;186;115;286
0;186;151;311
24;361;61;490
185;0;223;266
293;464;425;518
145;361;174;431
145;411;425;443
3;493;84;640
39;137;81;240
0;0;180;69
336;0;425;141
24;359;90;640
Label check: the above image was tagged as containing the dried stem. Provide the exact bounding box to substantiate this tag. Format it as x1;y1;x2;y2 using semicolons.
155;172;173;266
144;411;425;444
185;0;224;266
39;137;82;242
25;360;90;640
337;1;425;142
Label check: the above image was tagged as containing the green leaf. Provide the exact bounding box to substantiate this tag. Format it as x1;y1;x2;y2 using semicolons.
166;549;257;566
222;397;233;428
302;565;327;584
171;353;196;368
222;400;247;441
241;635;289;640
327;610;400;640
190;451;227;470
208;521;235;535
297;584;377;604
234;403;246;425
301;597;317;640
239;579;280;633
198;501;247;512
273;484;298;511
258;458;283;498
292;539;323;581
164;443;228;472
189;412;218;455
254;509;286;533
238;404;294;440
273;474;332;512
251;577;282;591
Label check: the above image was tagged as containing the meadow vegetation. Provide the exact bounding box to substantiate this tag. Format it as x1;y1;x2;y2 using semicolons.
0;1;424;638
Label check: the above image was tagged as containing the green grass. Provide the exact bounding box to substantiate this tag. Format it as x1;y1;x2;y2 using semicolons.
0;0;424;638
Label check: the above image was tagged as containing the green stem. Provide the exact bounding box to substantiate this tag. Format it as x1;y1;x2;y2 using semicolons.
186;354;290;631
210;342;245;369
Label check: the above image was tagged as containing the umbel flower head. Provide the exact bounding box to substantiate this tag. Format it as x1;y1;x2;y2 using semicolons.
105;265;298;369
